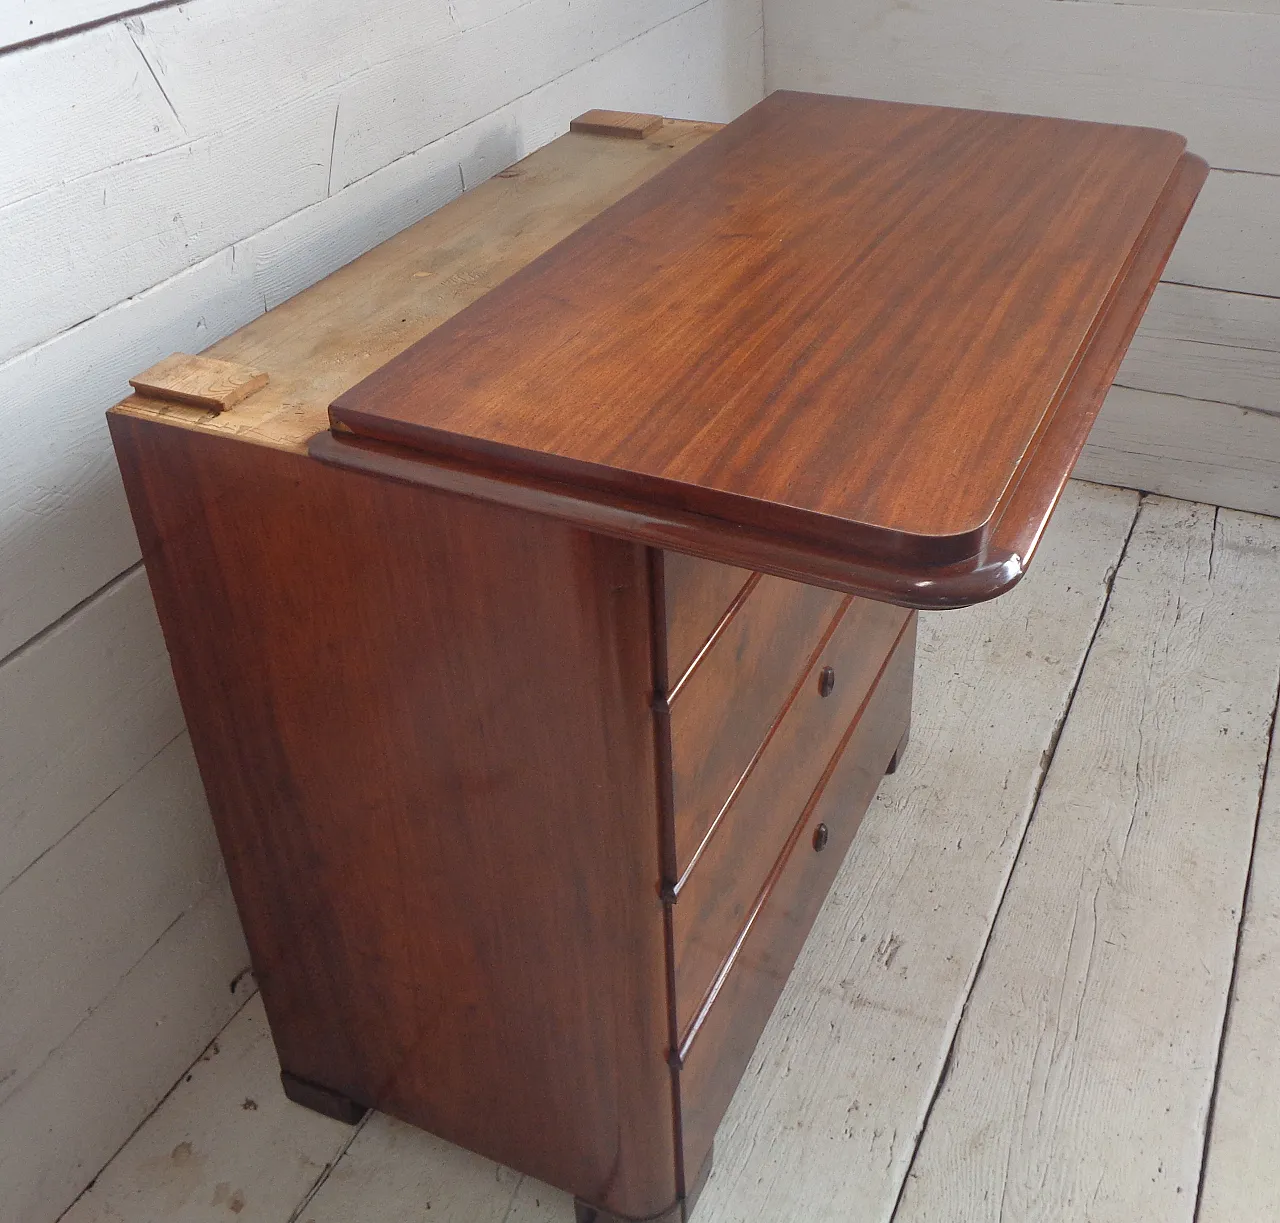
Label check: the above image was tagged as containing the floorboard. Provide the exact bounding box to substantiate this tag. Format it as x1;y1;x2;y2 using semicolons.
893;498;1280;1223
58;995;357;1223
1198;683;1280;1221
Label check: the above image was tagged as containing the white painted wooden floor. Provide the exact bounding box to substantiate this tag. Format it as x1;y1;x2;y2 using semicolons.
58;482;1280;1223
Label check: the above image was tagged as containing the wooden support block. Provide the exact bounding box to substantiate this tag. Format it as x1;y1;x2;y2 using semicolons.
279;1070;368;1126
570;110;663;140
129;353;269;412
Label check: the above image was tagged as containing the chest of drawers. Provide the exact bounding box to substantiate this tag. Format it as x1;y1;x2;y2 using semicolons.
108;95;1203;1221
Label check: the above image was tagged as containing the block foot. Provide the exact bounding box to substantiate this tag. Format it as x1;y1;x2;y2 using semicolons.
885;724;910;775
890;727;911;773
574;1144;712;1223
280;1070;368;1125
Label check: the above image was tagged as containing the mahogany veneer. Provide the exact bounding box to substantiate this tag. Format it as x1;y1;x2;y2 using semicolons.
108;92;1204;1222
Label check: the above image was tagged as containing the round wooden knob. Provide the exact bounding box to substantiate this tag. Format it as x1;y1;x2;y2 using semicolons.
818;666;836;698
812;822;829;852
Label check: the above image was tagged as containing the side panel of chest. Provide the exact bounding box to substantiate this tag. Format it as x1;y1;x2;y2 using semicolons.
108;414;676;1220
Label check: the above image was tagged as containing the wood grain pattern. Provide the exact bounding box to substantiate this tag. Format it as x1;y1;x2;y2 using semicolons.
331;91;1192;569
570;110;664;139
677;620;915;1185
107;414;677;1220
660;551;754;693
668;575;845;877
672;602;911;1038
129;353;268;412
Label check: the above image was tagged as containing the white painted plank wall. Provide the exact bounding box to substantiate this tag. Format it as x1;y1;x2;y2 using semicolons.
0;2;181;52
764;0;1280;510
0;4;763;1221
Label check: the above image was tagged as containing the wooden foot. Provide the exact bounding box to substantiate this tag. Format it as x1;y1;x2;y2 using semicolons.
280;1070;368;1124
573;1201;683;1223
573;1144;712;1223
885;724;910;775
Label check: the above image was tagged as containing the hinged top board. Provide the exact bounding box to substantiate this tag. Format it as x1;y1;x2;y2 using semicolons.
325;91;1206;590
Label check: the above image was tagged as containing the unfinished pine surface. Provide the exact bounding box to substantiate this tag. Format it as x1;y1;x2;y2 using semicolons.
52;484;1280;1223
108;119;721;457
896;497;1280;1223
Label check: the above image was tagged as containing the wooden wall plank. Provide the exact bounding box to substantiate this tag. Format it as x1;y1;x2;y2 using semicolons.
694;482;1139;1221
0;2;180;51
1062;0;1280;13
0;568;184;889
0;0;713;364
0;248;261;662
0;735;219;1112
59;994;360;1223
326;0;698;190
1119;283;1280;415
1;98;335;365
895;498;1280;1223
764;0;1280;175
1077;386;1280;518
0;878;250;1223
763;0;1280;342
1165;169;1280;299
1198;706;1280;1221
0;22;181;204
0;0;761;663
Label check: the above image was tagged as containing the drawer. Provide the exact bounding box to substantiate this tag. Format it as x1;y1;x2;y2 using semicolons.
668;575;847;876
671;597;911;1038
676;617;915;1182
661;550;755;692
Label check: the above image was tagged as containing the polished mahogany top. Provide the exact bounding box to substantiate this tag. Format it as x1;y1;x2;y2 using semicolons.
326;91;1205;594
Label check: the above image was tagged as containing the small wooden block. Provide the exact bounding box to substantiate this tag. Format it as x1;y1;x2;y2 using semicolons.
129;353;269;412
279;1070;368;1125
570;110;663;140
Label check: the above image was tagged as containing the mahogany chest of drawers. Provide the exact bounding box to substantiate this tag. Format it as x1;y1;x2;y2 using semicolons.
108;94;1203;1221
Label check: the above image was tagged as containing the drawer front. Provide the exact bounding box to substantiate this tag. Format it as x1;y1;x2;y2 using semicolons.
676;618;915;1181
668;575;847;876
672;598;911;1037
661;550;755;692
